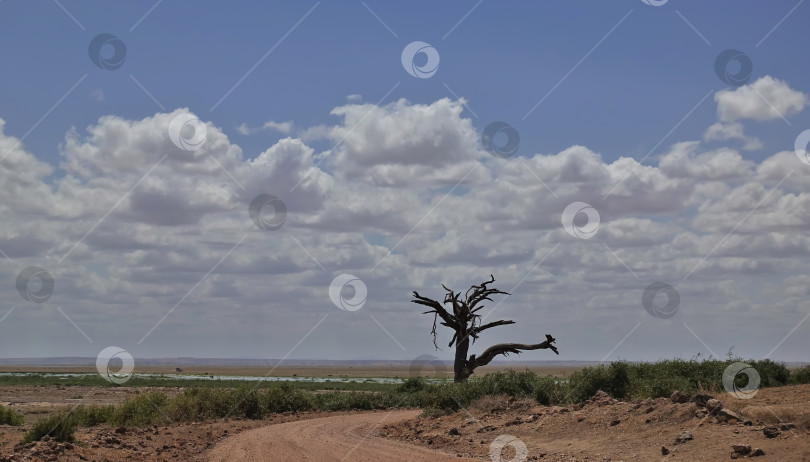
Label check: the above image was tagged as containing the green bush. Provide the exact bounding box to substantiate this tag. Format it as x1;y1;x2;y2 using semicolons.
567;362;631;402
398;378;427;393
72;405;115;426
164;388;231;422
0;404;23;426
534;377;568;406
478;370;540;398
228;386;265;419
790;365;810;384
749;359;790;387
263;383;316;414
24;413;77;443
111;391;169;426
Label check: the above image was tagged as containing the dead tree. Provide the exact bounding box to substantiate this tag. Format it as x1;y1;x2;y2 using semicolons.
411;274;558;383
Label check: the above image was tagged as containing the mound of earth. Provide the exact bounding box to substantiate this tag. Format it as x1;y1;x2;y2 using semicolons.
383;385;810;461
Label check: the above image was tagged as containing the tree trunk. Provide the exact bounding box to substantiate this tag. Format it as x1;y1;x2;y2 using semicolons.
453;336;471;383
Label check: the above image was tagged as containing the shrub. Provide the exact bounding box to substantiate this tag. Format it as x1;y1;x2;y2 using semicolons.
227;386;265;420
790;365;810;384
111;391;169;427
72;405;115;426
263;383;316;414
24;412;77;443
165;387;230;421
398;378;427;393
534;377;568;406
749;359;790;387
0;404;23;426
567;362;631;402
478;370;539;398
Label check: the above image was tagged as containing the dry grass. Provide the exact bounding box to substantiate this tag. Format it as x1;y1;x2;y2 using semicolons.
735;404;810;430
468;395;536;415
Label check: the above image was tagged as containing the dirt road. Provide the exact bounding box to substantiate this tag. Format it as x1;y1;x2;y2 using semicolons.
206;409;482;461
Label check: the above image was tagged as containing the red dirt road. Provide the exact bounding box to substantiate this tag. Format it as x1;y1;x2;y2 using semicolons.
206;409;481;461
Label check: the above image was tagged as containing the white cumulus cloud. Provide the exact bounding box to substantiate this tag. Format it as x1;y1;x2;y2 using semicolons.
715;75;807;122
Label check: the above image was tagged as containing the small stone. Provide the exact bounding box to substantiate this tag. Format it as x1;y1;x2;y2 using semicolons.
762;426;780;438
731;444;751;455
674;430;694;445
448;428;460;436
670;391;690;404
778;422;795;431
705;399;723;414
661;446;670;455
731;453;739;459
718;408;741;421
610;419;620;426
751;448;765;457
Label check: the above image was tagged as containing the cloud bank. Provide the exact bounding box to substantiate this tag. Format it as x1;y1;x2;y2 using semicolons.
1;78;809;363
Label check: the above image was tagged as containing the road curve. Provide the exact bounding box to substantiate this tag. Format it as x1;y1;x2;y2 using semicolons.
206;409;482;462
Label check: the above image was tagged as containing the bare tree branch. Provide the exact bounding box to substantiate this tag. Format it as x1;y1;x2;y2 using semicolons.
471;334;559;368
474;319;515;334
413;276;559;382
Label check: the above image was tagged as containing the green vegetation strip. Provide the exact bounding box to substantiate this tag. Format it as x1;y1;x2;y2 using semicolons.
11;359;810;443
0;374;403;392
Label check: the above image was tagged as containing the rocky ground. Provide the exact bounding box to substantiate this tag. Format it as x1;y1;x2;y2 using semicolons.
0;411;344;462
384;385;810;461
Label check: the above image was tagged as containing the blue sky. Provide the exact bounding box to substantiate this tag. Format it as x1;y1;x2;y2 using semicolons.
2;1;807;166
2;1;810;364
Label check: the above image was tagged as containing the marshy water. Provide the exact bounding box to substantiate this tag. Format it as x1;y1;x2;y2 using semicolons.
0;372;436;384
